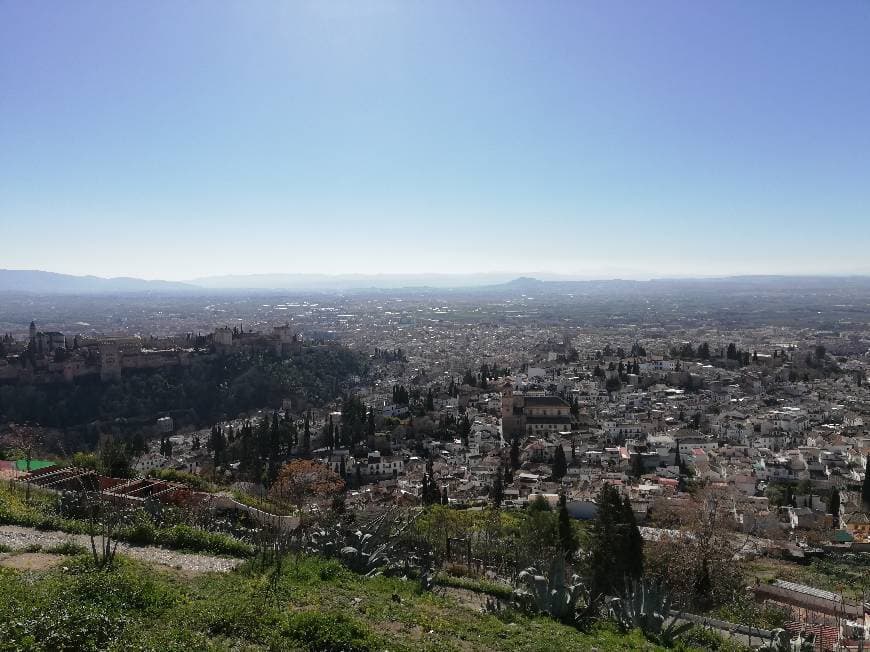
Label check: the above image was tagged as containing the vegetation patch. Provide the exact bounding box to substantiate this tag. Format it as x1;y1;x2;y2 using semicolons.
0;553;696;651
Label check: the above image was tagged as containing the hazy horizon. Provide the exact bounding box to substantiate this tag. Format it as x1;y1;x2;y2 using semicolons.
3;1;869;279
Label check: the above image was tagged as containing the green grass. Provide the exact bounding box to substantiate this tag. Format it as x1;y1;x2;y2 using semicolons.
148;468;216;492
0;485;254;558
0;484;91;535
745;555;870;601
0;553;694;651
435;573;514;600
44;541;89;556
230;489;297;516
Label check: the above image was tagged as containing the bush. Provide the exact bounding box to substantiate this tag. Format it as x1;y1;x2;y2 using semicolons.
0;559;180;651
674;625;748;652
148;468;212;492
45;541;88;556
0;600;129;651
285;612;376;652
121;510;157;545
436;573;513;600
157;524;254;557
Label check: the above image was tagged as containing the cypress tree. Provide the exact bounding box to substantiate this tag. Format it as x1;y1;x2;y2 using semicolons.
510;437;521;470
212;427;225;477
863;456;870;508
631;453;644;478
694;559;713;612
367;408;376;438
589;484;644;600
552;445;567;480
621;496;644;580
301;413;311;459
557;493;578;560
829;489;841;523
490;467;504;508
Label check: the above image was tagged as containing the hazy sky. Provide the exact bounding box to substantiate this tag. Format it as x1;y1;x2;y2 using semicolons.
2;1;869;280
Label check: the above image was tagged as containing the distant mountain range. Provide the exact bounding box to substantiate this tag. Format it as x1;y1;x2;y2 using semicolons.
3;268;870;294
187;272;524;290
0;270;195;293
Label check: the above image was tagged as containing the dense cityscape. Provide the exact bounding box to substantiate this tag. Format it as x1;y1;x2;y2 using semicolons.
2;276;870;650
3;0;868;649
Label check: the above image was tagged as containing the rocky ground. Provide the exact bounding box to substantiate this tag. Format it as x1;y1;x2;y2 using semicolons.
0;525;243;573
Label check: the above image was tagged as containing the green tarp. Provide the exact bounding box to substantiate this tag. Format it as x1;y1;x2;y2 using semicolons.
14;459;55;472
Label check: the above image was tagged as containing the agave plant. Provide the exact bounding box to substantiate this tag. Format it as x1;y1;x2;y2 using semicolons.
306;508;430;579
511;554;588;623
305;524;343;557
758;629;815;652
608;579;692;645
338;528;394;575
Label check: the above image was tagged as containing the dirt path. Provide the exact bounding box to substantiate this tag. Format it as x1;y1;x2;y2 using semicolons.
0;552;64;571
0;525;243;573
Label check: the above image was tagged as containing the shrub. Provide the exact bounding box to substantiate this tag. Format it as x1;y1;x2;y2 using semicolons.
675;625;748;652
158;524;253;557
121;510;157;545
44;541;88;556
148;468;212;492
285;611;375;652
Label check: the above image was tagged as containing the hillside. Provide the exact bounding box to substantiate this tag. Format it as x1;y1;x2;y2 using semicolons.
0;269;194;294
0;551;698;651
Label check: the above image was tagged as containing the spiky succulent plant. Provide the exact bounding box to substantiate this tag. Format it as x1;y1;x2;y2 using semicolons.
511;554;588;623
608;579;692;645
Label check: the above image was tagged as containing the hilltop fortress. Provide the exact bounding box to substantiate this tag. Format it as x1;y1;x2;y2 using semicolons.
0;322;302;385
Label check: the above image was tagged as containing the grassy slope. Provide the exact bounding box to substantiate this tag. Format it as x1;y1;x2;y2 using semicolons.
0;553;675;652
745;555;870;601
0;484;253;558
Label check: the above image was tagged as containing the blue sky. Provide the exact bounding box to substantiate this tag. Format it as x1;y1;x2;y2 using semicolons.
1;1;869;280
